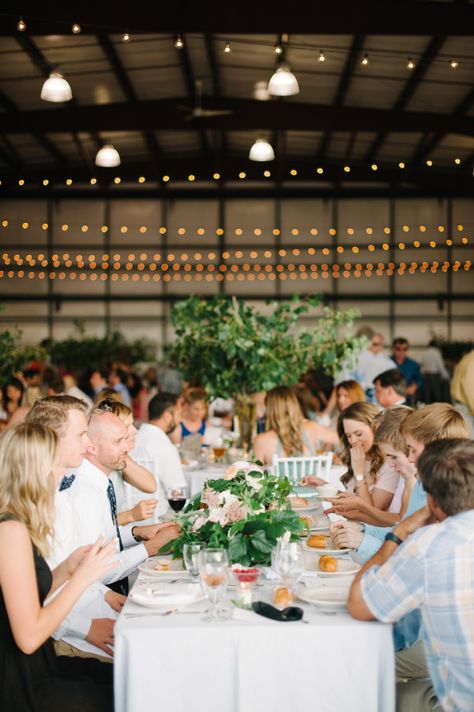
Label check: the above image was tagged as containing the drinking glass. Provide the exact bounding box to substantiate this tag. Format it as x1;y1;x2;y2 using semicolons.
274;541;303;597
167;486;188;513
183;542;206;577
199;548;229;620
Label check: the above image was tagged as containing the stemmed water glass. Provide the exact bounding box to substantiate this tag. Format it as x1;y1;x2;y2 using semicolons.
183;542;206;577
199;548;229;620
273;540;304;600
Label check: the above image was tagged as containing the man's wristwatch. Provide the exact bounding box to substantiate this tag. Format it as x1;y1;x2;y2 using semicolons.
385;532;404;546
131;526;141;542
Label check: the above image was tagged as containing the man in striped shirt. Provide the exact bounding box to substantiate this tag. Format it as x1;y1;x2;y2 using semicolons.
348;438;474;712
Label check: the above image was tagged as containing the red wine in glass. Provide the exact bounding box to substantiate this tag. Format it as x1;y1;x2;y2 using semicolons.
168;496;186;512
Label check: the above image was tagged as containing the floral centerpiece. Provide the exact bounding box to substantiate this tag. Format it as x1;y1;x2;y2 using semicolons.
168;462;304;567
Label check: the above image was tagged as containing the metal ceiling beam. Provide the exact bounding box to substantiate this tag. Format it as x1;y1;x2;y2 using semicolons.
365;34;447;163
317;34;365;161
2;2;474;34
1;97;473;136
176;37;211;159
96;32;162;180
204;32;228;165
411;87;474;166
14;35;95;166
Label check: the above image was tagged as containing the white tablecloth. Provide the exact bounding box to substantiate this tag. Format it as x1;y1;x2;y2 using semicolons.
115;581;394;712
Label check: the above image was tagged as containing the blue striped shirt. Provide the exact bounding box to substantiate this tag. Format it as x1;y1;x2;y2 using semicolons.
361;510;474;712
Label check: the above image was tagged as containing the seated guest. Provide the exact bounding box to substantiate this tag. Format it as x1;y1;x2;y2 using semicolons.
3;376;24;418
373;368;407;409
90;368;109;397
130;393;188;519
253;385;339;465
27;395;121;661
67;410;179;595
63;373;93;410
327;407;415;525
305;402;399;510
93;386;123;406
108;367;132;407
391;337;423;404
335;380;366;412
0;423;116;710
348;438;474;712
179;388;208;440
96;398;158;524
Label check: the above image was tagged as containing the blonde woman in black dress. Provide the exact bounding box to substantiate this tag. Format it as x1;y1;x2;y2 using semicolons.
0;423;117;711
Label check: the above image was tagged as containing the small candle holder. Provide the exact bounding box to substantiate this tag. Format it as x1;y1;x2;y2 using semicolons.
232;566;261;607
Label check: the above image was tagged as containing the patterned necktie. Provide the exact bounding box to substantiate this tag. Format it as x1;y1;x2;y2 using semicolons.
59;474;76;491
106;479;124;552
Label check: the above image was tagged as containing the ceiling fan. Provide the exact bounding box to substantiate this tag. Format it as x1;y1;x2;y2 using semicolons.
178;79;233;120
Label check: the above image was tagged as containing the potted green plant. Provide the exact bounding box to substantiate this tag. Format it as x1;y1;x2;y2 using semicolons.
167;295;365;450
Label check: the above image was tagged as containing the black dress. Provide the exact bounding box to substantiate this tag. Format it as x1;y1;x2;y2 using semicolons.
0;513;114;712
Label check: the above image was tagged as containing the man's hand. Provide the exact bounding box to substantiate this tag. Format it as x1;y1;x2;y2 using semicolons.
104;590;127;612
301;475;327;487
144;523;180;557
85;618;115;657
133;521;176;541
393;506;435;541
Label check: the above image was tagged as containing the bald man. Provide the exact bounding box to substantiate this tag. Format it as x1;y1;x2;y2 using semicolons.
59;410;179;595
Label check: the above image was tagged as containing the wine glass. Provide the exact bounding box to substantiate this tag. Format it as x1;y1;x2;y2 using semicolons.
274;540;303;599
199;548;229;620
183;542;206;577
167;486;188;513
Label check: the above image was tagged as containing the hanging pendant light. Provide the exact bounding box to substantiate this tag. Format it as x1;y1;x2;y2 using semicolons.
95;145;121;168
268;64;299;96
40;73;73;102
249;138;275;162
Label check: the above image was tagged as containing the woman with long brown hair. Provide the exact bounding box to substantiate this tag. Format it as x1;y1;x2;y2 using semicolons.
253;385;339;464
0;423;117;711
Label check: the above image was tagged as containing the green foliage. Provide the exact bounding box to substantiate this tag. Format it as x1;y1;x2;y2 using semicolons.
46;320;156;374
0;326;45;387
167;295;364;398
168;465;304;567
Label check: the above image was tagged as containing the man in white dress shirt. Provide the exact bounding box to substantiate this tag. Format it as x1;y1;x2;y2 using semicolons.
27;397;178;661
373;368;407;409
130;392;187;520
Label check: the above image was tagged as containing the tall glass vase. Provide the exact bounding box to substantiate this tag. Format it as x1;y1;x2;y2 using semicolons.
234;395;257;455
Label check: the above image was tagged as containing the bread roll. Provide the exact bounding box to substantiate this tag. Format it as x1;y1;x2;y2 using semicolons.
319;556;338;572
307;534;327;549
290;496;309;509
299;516;312;529
273;585;294;607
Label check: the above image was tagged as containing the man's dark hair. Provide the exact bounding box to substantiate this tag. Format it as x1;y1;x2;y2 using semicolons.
91;367;109;380
111;367;127;384
148;392;178;421
374;368;407;397
392;337;409;348
417;438;474;516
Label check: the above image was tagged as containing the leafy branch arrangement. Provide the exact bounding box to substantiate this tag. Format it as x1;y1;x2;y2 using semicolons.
168;463;304;567
167;294;365;398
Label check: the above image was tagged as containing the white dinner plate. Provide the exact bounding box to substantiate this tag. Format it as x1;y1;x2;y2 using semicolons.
296;582;349;611
129;583;205;608
138;556;185;577
303;536;351;556
315;558;360;578
289;501;320;514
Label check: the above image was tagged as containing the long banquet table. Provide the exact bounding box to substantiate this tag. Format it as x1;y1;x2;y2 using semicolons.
114;576;395;712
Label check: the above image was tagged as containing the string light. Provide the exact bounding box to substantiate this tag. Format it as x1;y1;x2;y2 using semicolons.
122;33;131;42
42;179;49;186
449;59;459;69
371;164;378;171
318;50;326;62
138;176;146;183
343;165;351;173
213;173;220;180
17;18;26;31
407;58;415;70
454;158;461;165
361;53;369;66
90;178;97;185
399;162;405;169
66;178;72;185
224;42;231;54
175;35;184;49
71;23;81;34
426;159;433;167
162;175;170;182
274;43;283;55
316;167;324;174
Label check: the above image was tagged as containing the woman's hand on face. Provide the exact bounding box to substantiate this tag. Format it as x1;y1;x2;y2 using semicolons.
349;442;366;474
70;536;118;588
